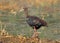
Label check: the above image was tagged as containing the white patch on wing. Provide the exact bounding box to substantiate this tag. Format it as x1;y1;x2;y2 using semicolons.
33;20;37;23
33;20;40;24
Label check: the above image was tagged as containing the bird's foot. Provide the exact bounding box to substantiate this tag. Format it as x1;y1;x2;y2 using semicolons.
32;32;41;38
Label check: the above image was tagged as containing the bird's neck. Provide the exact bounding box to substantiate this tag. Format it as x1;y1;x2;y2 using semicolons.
23;8;29;18
24;11;29;18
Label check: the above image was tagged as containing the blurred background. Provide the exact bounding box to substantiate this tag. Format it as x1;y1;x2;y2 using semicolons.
0;0;60;40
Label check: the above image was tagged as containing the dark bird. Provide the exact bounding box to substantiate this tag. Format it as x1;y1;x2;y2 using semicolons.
23;7;47;37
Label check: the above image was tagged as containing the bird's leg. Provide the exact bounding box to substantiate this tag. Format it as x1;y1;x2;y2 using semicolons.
34;26;37;33
32;26;38;38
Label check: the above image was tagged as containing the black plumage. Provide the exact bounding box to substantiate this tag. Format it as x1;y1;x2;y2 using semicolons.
26;16;47;30
23;7;47;37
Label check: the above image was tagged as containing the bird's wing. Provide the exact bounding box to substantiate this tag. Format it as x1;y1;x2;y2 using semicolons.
33;19;41;25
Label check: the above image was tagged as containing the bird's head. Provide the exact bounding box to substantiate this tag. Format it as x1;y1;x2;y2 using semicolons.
23;6;30;11
23;7;28;11
23;7;30;18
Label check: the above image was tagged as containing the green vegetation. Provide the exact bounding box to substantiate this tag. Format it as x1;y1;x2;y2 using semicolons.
0;2;60;40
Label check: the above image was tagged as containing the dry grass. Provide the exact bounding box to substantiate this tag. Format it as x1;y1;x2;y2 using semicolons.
0;36;60;43
0;29;60;43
